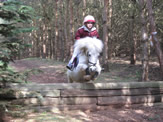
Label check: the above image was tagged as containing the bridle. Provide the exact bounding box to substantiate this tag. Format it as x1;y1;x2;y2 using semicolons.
85;51;98;78
88;60;96;66
87;51;97;67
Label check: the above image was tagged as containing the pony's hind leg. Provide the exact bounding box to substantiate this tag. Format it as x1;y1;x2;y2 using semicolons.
68;77;73;83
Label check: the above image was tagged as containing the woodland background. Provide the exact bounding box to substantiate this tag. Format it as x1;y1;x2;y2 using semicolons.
19;0;163;59
0;0;163;82
22;0;163;80
1;1;163;121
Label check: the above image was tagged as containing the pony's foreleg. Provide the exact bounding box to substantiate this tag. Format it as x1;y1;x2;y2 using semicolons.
68;77;73;83
77;63;88;72
76;64;92;81
95;60;102;74
88;60;102;80
67;71;73;83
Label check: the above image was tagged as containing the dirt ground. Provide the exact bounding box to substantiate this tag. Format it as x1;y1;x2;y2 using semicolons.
2;105;163;122
10;57;162;83
10;58;67;83
3;58;163;122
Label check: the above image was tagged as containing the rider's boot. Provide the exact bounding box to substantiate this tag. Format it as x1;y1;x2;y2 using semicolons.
67;57;76;71
66;61;74;71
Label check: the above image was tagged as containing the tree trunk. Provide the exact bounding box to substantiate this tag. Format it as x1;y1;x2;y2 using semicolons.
54;0;59;60
59;0;64;61
129;4;136;65
108;0;112;59
48;28;52;59
64;0;70;61
102;0;109;71
68;0;74;58
82;0;86;17
146;0;163;79
41;2;48;58
138;0;149;81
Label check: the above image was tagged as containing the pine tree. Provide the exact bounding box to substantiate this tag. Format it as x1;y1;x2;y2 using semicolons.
0;0;35;84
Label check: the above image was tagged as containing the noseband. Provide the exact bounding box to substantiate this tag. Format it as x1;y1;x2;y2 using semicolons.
88;61;96;66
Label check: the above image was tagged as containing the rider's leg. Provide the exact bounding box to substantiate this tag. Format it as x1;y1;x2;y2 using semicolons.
66;47;79;71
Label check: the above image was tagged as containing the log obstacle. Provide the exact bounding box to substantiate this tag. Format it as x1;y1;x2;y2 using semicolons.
0;81;163;111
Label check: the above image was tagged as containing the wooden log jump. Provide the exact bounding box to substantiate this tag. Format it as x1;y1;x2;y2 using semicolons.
0;81;163;111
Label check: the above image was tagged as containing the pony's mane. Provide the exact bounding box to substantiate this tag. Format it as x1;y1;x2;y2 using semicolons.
74;37;103;53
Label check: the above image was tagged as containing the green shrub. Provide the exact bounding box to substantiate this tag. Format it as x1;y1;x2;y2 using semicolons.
0;0;35;85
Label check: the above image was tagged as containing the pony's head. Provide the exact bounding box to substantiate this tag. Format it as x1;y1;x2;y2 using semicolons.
74;37;103;68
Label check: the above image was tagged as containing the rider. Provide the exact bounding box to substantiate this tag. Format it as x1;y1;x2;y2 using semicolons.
66;15;100;71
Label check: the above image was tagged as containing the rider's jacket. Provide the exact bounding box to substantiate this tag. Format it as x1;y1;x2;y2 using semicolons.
75;25;99;40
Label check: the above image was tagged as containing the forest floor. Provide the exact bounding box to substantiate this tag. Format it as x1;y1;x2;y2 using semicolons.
1;57;163;122
10;57;163;83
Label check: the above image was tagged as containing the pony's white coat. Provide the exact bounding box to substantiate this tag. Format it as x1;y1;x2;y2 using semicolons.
67;37;103;83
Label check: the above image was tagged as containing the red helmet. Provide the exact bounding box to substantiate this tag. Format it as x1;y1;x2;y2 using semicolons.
83;15;95;24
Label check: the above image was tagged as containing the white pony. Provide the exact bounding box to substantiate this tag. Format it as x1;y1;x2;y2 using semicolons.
67;37;103;83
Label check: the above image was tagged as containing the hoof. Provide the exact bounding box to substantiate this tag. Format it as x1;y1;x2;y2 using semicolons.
84;75;91;81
